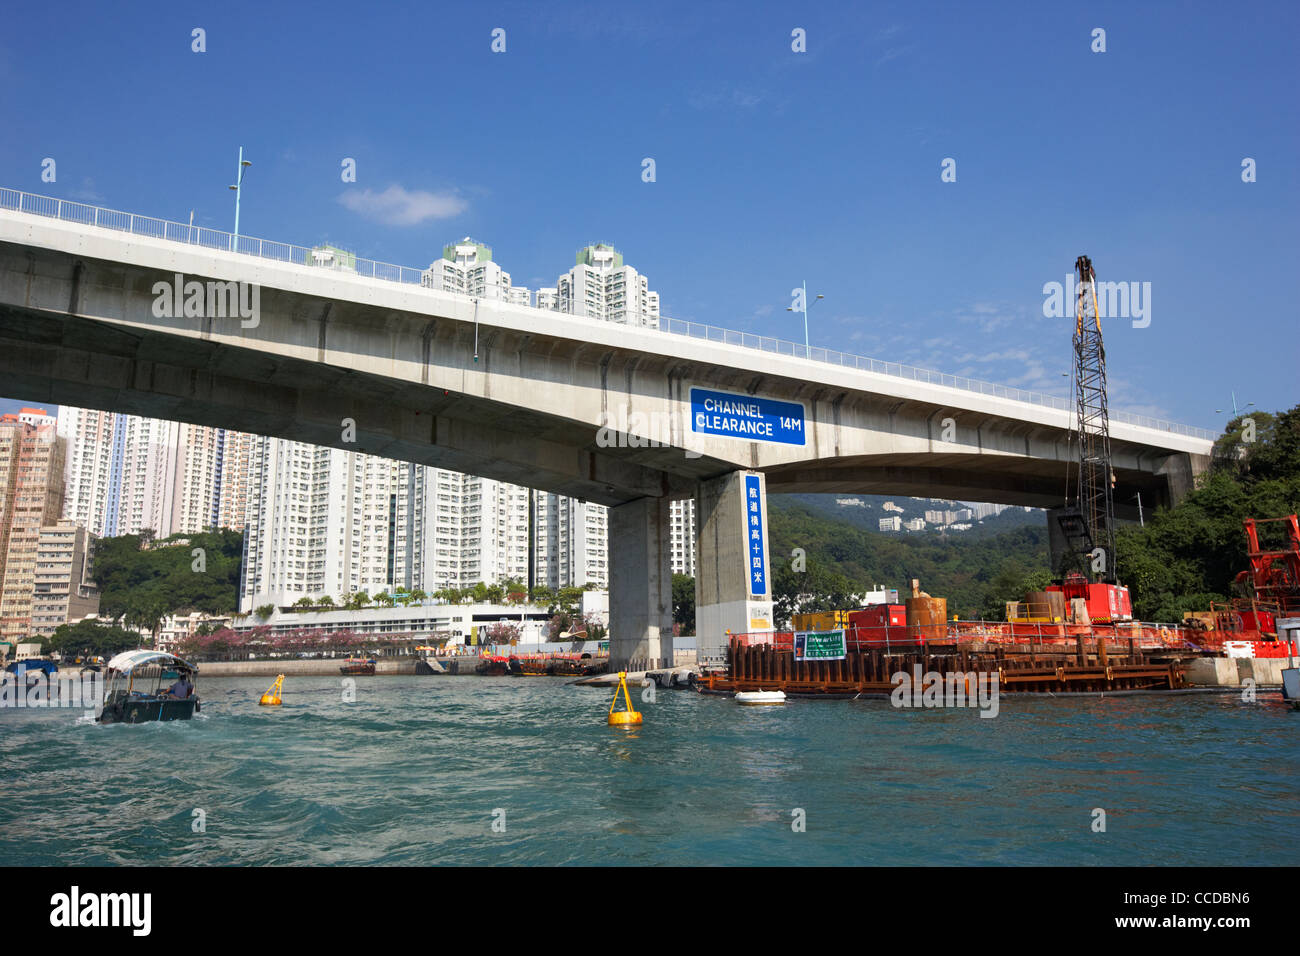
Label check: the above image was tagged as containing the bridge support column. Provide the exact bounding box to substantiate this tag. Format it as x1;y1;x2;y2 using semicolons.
1157;451;1210;507
608;496;673;672
696;470;774;664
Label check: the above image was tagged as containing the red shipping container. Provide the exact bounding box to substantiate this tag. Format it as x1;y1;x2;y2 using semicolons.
847;604;907;644
1049;581;1133;623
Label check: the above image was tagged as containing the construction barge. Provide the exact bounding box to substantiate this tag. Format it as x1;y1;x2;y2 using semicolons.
702;629;1188;698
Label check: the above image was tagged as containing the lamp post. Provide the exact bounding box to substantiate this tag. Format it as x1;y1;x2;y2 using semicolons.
228;146;252;250
786;280;824;358
1214;394;1254;417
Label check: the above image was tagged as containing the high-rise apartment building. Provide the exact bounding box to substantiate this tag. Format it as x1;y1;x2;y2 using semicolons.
240;439;417;609
242;437;547;610
532;492;609;591
30;519;99;638
669;499;696;577
57;406;255;538
0;410;66;641
58;407;119;537
421;237;530;305
553;243;660;327
410;469;532;592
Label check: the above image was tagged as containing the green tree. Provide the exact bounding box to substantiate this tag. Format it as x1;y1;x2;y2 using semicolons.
47;619;146;659
1116;404;1299;621
672;574;696;633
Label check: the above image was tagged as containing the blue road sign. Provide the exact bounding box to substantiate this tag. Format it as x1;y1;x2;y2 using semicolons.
690;387;806;445
744;474;767;597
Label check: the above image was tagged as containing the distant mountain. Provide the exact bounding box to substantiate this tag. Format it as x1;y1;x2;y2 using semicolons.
764;495;1051;620
773;493;1042;539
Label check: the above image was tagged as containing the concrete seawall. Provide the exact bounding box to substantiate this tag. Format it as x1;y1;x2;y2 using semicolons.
1183;656;1291;687
194;659;467;677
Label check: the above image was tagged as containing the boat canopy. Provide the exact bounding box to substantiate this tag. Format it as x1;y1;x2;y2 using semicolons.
104;650;198;675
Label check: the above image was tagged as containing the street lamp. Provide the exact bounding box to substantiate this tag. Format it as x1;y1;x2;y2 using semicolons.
228;146;252;249
1214;393;1254;417
785;279;824;357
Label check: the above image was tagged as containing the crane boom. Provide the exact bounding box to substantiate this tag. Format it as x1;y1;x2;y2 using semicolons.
1071;255;1117;583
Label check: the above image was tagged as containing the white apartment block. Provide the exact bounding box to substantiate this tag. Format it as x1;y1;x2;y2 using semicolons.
421;237;530;305
241;439;560;611
670;499;696;577
532;492;609;591
117;415;178;536
411;470;532;592
58;407;255;539
879;516;902;532
58;407;119;537
556;244;660;328
904;518;926;532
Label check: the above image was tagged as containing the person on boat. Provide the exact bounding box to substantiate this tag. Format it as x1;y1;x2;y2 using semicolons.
166;674;193;698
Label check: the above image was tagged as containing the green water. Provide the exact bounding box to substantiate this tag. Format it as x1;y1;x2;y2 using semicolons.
2;677;1296;865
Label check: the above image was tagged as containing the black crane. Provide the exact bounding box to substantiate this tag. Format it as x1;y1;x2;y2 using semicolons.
1055;255;1118;584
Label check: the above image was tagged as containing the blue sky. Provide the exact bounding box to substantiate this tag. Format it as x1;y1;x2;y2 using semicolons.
2;0;1296;428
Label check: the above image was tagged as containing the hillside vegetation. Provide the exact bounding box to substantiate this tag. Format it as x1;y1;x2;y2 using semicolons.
1117;405;1299;621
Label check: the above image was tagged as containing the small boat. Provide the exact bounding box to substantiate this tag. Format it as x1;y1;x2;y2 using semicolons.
475;655;509;676
98;650;199;724
475;655;523;676
735;690;786;706
339;658;376;676
1283;667;1299;710
5;658;59;678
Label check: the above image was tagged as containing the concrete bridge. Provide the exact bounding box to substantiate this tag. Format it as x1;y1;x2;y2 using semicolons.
0;191;1215;666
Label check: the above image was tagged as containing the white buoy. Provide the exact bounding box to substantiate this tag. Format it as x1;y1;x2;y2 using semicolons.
735;690;786;706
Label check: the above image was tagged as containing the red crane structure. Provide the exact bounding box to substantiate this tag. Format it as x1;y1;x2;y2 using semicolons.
1235;515;1300;617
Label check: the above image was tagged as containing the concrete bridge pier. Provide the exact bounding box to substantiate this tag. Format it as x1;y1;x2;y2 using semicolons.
696;470;775;664
608;496;674;671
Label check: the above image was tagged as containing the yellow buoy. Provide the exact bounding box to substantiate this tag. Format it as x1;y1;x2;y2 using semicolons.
607;671;642;726
259;674;284;706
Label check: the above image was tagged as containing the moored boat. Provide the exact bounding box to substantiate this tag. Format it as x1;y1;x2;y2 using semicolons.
1282;666;1299;709
339;658;376;676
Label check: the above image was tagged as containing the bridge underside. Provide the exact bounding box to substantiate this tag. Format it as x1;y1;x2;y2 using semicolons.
764;458;1173;520
0;302;722;507
0;301;1193;519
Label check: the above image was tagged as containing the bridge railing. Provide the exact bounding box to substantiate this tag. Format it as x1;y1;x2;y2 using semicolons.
0;186;1217;441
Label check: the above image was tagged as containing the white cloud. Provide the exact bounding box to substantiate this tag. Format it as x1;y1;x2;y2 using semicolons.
339;184;467;226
